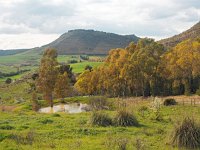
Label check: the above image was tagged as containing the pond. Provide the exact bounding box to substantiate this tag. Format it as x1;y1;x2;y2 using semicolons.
38;103;90;114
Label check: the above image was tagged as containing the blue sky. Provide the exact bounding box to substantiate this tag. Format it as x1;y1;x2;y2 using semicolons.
0;0;199;49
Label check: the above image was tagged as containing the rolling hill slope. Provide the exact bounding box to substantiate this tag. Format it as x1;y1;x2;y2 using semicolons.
40;29;140;55
159;21;200;48
0;49;29;56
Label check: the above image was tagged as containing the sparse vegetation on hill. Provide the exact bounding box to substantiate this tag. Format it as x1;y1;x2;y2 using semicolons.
42;29;140;55
159;21;200;48
0;49;29;56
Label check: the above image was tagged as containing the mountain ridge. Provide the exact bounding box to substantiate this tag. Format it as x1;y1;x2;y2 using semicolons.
40;29;140;55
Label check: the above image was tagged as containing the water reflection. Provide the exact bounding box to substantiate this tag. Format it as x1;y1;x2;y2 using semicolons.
38;103;89;113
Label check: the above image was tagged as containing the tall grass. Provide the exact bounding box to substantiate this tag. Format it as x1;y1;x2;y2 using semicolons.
170;117;200;149
114;109;139;127
89;96;109;110
90;111;112;126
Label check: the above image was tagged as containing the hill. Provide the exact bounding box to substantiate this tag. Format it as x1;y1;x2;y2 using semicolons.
40;29;139;55
0;49;29;56
159;21;200;48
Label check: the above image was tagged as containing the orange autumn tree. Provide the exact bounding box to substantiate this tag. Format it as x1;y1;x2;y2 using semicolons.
37;48;59;107
75;38;200;97
75;39;164;97
162;38;200;95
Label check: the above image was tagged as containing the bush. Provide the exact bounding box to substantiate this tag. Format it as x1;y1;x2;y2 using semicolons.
89;96;109;110
163;98;177;106
104;135;129;150
114;110;139;127
170;117;200;149
90;111;112;127
85;65;93;71
116;137;129;150
5;78;12;84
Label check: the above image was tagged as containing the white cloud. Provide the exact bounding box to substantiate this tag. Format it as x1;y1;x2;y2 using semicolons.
0;0;199;49
0;34;59;49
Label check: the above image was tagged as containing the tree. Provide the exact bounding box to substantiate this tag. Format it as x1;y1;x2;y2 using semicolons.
74;38;200;97
32;91;39;111
74;70;91;95
59;64;75;84
162;38;200;95
126;38;164;96
37;48;58;107
54;72;70;102
75;39;165;97
85;65;93;72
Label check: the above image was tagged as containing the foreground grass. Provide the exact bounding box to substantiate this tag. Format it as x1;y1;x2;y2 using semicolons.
0;101;199;150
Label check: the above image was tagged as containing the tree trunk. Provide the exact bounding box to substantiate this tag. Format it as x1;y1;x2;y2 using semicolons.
50;94;53;108
184;78;191;96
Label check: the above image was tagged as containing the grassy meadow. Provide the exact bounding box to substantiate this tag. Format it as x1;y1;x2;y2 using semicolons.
0;96;200;150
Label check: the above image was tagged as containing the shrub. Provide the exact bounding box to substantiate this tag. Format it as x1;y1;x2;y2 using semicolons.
90;111;112;127
163;98;177;106
116;137;129;150
114;110;139;127
85;65;93;72
104;135;129;150
89;96;109;110
151;97;162;111
170;117;200;149
5;78;12;84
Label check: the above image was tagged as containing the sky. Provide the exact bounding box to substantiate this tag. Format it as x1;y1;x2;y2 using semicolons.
0;0;199;50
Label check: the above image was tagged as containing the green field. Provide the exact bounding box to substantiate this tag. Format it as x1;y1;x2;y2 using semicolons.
0;97;199;150
58;55;80;63
0;50;40;65
70;62;102;73
0;54;103;82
